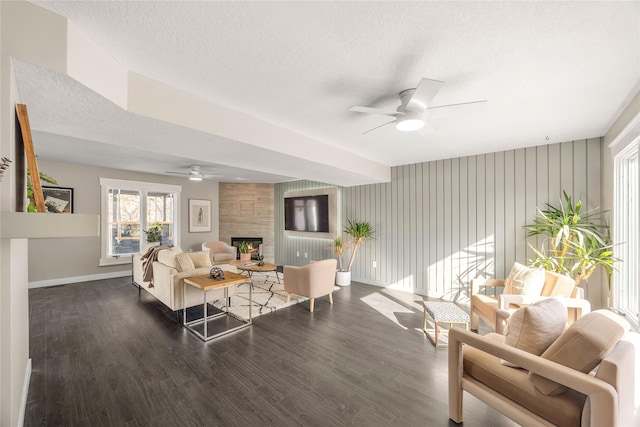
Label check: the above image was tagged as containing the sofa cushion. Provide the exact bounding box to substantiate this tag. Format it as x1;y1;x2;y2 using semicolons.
530;309;630;396
175;253;195;272
504;263;546;296
464;333;586;426
540;271;576;297
156;247;183;269
189;251;212;268
501;298;567;367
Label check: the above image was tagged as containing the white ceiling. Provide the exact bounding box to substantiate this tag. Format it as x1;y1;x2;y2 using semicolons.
16;1;640;184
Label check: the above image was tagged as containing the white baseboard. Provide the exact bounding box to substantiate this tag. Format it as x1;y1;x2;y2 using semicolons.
28;270;131;289
18;358;31;427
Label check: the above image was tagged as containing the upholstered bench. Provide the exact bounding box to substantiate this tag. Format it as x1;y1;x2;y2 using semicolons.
422;301;470;347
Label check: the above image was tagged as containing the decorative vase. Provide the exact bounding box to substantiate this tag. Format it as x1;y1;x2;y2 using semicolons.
240;253;251;262
336;271;351;286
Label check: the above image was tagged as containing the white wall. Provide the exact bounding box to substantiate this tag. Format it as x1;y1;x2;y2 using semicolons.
28;160;220;285
0;54;31;427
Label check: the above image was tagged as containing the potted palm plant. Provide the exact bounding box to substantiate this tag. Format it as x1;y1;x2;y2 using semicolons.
524;191;619;290
335;220;375;286
239;241;252;262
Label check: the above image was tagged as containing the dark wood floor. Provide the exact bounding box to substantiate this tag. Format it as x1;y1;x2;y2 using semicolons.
25;277;515;426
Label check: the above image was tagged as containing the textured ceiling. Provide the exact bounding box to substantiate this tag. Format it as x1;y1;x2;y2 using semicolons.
18;1;640;183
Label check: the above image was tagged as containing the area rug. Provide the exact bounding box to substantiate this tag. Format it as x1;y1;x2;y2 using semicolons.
212;271;338;319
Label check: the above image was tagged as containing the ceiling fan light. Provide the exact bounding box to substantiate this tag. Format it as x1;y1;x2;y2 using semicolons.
189;176;203;181
396;111;425;132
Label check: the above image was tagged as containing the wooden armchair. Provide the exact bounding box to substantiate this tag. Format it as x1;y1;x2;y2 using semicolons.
470;265;590;334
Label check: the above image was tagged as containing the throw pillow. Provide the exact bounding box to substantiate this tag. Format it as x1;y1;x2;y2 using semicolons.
189;251;212;268
175;252;196;272
529;309;630;396
500;298;567;367
503;262;545;296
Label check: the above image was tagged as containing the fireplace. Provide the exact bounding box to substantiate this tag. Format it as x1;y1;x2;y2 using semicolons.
230;237;263;260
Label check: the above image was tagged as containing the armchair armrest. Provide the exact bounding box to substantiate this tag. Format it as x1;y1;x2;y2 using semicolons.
470;278;505;295
498;294;591;313
448;328;618;426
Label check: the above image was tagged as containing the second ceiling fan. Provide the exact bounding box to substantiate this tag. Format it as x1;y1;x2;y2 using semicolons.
349;78;486;134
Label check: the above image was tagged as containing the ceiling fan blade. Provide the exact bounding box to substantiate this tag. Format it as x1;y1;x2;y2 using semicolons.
362;119;396;135
165;171;190;176
427;99;487;111
406;78;444;110
349;106;402;117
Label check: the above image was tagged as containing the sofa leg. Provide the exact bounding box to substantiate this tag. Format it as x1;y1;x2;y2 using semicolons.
328;292;333;305
309;298;314;312
286;292;291;303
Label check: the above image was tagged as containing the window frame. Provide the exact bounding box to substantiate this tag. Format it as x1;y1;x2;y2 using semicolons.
99;178;182;266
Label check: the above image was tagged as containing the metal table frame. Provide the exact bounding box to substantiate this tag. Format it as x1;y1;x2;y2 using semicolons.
183;273;252;342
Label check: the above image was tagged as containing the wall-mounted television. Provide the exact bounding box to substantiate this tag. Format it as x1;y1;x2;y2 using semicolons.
283;187;338;239
284;195;329;232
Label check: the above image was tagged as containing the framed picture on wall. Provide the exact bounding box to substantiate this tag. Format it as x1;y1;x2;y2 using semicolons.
189;199;211;232
41;186;74;213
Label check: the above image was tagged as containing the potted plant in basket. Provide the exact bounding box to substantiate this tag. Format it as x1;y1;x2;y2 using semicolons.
334;220;374;286
239;241;252;262
524;191;619;293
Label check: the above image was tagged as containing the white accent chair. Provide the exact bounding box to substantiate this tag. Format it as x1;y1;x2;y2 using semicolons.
283;259;337;312
202;241;237;265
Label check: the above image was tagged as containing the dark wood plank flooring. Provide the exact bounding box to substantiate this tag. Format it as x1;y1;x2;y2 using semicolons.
25;277;515;426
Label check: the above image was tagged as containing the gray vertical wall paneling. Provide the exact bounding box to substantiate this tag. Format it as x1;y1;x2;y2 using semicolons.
525;147;538;261
514;149;527;263
458;157;469;300
535;145;549;258
485;153;496;283
415;163;424;291
476;155;487;290
440;159;457;294
451;158;461;300
504;150;516;275
494;151;506;285
548;143;562;205
467;156;478;287
429;162;437;292
435;160;444;293
273;140;603;304
561;141;574;199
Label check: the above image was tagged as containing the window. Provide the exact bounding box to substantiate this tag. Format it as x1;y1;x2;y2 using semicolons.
614;137;639;325
100;178;181;265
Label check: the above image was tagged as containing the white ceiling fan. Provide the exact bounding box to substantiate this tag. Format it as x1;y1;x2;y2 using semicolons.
165;165;221;181
349;78;487;134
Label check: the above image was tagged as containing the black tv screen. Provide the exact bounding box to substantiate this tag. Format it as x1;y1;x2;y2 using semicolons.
284;195;330;232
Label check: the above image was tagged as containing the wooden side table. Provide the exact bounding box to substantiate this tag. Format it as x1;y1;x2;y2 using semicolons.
183;271;252;342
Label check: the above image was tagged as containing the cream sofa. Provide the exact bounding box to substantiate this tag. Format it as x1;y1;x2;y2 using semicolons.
132;245;239;312
449;310;640;426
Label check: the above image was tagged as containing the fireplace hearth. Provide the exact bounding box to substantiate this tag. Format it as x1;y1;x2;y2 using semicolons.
230;237;263;260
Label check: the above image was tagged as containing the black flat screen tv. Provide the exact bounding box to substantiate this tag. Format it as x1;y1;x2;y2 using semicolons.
284;194;330;232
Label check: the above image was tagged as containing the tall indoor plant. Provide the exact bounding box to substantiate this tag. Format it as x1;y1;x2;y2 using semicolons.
524;191;618;288
335;220;374;286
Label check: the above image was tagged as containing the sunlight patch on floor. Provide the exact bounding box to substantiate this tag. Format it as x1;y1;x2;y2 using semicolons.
361;292;415;329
